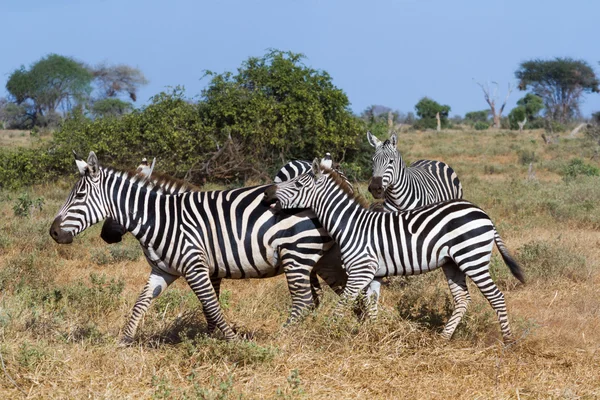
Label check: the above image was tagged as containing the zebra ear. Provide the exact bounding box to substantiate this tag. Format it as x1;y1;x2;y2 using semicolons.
75;158;88;176
311;158;322;178
87;151;100;177
389;133;398;148
367;131;381;148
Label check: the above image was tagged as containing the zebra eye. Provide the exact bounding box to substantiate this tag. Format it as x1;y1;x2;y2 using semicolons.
75;192;86;199
294;181;303;188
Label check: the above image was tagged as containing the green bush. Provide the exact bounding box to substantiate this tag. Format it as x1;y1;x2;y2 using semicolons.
474;121;489;130
561;158;599;182
517;149;537;165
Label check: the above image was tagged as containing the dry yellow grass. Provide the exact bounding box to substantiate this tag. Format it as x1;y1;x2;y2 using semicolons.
1;129;600;398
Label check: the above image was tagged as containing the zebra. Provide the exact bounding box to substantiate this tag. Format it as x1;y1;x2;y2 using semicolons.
367;131;463;212
274;152;340;184
50;151;347;344
263;160;525;342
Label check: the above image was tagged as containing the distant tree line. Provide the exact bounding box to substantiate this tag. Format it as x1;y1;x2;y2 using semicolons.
1;51;599;189
0;54;147;129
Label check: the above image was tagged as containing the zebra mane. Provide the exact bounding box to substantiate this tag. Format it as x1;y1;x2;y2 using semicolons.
103;167;201;193
323;168;370;209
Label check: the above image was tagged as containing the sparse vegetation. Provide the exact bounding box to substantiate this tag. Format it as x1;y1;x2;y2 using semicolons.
1;128;600;398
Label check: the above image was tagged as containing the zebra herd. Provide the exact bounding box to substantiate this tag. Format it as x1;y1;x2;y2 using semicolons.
49;131;524;345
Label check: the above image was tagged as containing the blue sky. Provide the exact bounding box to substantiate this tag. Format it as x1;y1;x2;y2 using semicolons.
1;0;599;117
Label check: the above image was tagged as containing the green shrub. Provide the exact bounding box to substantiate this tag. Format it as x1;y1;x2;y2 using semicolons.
561;158;599;182
517;149;537;165
12;192;44;217
474;121;489;130
517;240;589;282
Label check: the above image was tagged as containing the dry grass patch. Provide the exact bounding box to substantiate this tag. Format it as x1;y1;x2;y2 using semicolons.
1;129;600;398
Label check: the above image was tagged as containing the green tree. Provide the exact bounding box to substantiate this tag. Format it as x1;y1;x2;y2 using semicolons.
199;49;361;165
508;94;545;130
464;110;489;123
90;98;133;119
5;54;93;125
413;97;451;129
515;58;599;123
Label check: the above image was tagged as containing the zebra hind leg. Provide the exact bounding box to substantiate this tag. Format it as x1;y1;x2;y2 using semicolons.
459;261;513;343
120;266;179;346
282;261;315;326
440;263;470;340
184;267;236;341
206;276;223;335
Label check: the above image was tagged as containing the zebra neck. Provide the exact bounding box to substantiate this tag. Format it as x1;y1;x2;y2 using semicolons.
101;170;161;241
384;163;410;211
313;180;368;244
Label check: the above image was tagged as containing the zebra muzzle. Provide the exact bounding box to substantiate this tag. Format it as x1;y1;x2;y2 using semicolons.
49;216;74;244
368;177;385;199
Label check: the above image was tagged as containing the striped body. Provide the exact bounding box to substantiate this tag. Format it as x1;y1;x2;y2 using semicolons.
50;153;346;342
266;165;524;342
274;160;311;183
367;132;463;212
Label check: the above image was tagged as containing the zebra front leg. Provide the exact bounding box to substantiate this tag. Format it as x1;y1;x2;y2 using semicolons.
206;276;222;335
334;261;377;319
120;266;179;345
282;261;315;326
313;244;347;296
184;267;236;340
440;264;470;340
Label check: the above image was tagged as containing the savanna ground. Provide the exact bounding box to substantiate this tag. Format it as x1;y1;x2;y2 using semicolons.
1;129;600;399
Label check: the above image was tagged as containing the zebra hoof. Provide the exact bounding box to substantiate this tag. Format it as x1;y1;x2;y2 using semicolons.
117;336;135;347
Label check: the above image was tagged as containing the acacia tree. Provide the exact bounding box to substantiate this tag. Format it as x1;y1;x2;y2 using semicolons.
475;81;512;129
6;54;93;124
92;63;148;101
515;58;599;123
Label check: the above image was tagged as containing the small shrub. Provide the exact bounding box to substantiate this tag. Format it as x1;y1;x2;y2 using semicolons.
474;121;489;131
12;192;44;217
517;149;537;165
561;158;599;182
186;372;237;400
109;243;141;262
517;240;589;282
17;342;47;369
190;335;278;366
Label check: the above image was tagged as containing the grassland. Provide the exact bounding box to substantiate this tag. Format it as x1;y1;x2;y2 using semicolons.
1;129;600;398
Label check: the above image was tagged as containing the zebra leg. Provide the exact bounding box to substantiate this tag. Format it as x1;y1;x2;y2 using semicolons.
440;264;470;340
184;267;236;340
120;266;179;345
309;269;323;309
282;260;315;326
313;244;347;296
206;276;222;335
459;263;513;342
334;262;377;318
364;278;382;319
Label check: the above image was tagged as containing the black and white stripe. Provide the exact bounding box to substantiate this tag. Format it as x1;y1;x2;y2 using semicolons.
50;152;347;343
274;160;312;183
265;162;524;342
367;131;463;212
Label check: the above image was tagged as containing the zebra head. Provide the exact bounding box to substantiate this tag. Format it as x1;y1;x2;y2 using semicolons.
367;131;402;199
264;158;323;211
49;151;107;244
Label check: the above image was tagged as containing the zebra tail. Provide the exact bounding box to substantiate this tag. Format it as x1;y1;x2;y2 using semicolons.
494;229;525;284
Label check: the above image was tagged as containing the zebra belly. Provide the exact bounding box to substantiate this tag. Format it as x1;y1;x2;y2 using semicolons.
374;246;450;277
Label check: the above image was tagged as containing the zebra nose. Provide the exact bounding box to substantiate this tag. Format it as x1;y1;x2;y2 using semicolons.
368;177;384;199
